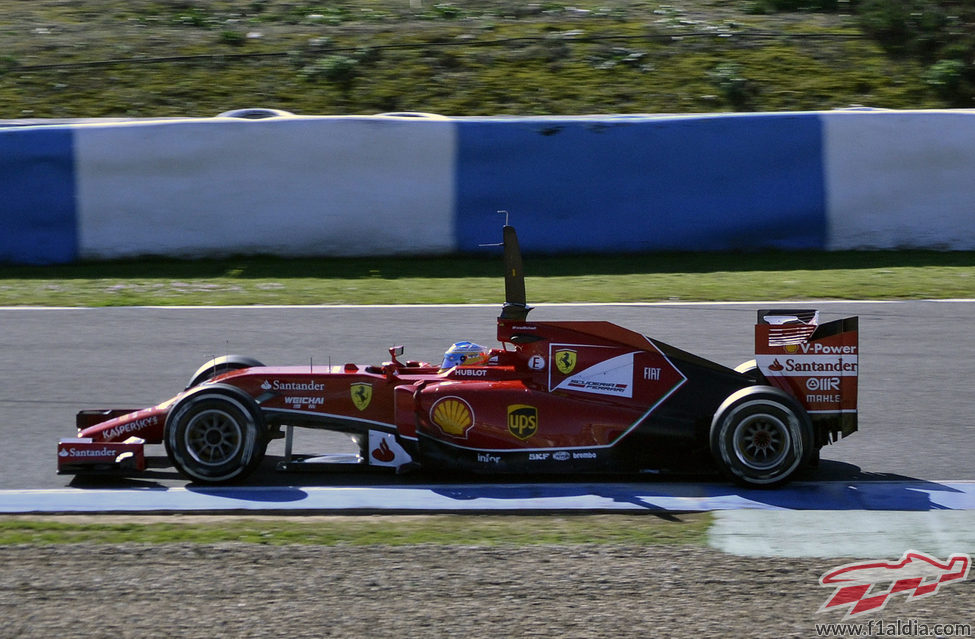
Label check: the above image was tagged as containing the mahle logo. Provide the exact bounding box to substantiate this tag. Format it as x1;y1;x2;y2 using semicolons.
507;404;538;440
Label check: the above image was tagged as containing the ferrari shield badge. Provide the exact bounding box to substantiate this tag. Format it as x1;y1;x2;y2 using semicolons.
350;382;373;411
555;349;577;374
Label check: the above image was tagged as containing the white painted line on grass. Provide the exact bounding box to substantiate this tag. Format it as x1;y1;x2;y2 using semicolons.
2;300;973;311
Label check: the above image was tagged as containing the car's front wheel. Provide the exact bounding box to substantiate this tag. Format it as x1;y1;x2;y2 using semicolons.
710;386;812;487
186;355;264;389
165;388;266;484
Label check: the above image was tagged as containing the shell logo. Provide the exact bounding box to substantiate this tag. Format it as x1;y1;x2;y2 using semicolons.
430;397;474;438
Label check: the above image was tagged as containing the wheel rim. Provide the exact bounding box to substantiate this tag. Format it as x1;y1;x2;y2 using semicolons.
184;408;243;466
732;413;791;471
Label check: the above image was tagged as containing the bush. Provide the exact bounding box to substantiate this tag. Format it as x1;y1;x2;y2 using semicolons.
300;56;359;85
0;56;18;75
218;30;246;46
924;58;969;102
857;0;950;58
745;0;846;14
856;0;975;104
709;62;755;109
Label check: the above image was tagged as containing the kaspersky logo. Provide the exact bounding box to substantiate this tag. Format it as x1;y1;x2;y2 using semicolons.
818;550;970;618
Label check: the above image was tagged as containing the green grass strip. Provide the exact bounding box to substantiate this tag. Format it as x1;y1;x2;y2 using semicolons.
2;252;974;306
0;513;710;546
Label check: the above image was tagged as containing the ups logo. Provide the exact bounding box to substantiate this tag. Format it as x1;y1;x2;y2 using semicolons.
507;404;538;440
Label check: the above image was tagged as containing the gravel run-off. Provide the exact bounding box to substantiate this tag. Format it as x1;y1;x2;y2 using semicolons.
2;543;973;638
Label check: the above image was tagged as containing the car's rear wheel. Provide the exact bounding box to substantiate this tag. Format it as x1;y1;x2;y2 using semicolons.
733;359;766;384
165;388;266;484
710;386;812;487
186;355;264;389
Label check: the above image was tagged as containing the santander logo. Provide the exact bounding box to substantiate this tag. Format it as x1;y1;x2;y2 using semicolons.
371;438;395;463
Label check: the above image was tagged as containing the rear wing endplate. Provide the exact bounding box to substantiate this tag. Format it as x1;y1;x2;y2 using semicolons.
754;309;859;444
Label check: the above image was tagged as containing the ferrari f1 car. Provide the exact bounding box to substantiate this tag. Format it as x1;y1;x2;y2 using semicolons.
58;225;858;487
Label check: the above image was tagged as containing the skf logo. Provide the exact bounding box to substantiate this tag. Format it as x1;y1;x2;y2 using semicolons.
554;349;577;374
507;404;538;440
430;397;474;438
350;382;372;411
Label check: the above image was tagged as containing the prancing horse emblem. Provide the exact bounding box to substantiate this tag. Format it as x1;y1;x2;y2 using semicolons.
351;382;373;411
555;349;577;375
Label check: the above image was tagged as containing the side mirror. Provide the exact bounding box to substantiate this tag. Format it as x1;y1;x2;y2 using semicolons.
389;345;405;366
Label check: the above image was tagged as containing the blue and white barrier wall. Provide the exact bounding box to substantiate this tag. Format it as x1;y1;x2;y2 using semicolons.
3;109;975;264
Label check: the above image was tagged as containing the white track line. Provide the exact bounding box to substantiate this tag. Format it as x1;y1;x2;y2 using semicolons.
2;300;974;311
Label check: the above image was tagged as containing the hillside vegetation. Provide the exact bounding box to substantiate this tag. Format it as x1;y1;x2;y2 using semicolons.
1;0;972;118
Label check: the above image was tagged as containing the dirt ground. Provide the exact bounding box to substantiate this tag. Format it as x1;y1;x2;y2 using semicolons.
2;543;972;639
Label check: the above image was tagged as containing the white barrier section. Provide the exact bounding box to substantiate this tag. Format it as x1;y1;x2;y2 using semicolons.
823;109;975;250
74;116;457;259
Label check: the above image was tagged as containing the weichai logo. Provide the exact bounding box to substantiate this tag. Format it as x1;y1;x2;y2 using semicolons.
507;404;538;440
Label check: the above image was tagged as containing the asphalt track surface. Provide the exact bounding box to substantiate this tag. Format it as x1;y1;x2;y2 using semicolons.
2;301;972;491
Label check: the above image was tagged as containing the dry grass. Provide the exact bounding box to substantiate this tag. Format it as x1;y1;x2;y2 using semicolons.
0;1;945;118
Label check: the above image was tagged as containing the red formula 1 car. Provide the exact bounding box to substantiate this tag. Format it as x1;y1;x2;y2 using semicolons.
58;225;859;487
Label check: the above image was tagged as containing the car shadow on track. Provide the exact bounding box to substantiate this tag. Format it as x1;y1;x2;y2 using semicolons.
65;458;969;512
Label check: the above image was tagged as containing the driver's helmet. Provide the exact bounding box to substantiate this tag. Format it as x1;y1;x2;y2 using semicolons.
440;341;491;371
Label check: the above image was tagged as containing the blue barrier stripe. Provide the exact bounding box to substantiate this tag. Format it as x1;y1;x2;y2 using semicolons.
454;113;827;253
0;127;78;264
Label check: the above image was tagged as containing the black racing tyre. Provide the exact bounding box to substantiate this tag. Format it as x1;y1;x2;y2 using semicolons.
186;355;264;389
710;386;813;487
164;388;266;484
733;359;767;384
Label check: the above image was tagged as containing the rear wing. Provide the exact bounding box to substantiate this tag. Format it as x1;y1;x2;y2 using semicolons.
754;309;858;445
